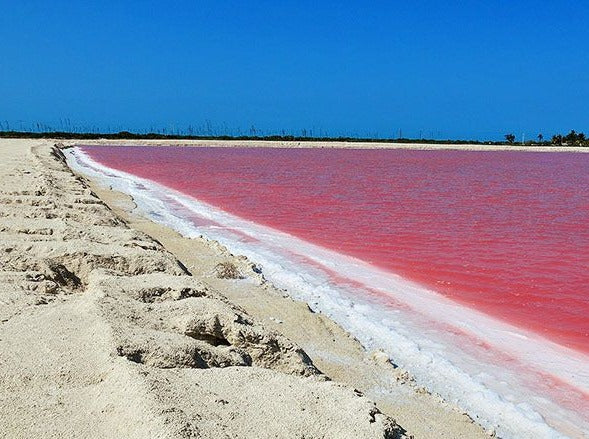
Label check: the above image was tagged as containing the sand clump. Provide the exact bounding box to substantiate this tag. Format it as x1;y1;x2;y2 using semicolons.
0;139;402;438
92;271;319;374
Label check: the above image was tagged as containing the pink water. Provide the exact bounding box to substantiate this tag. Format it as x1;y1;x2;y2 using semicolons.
81;145;589;354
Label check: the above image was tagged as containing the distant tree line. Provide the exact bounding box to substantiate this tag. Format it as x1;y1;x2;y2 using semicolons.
504;130;588;147
0;125;587;146
550;130;587;146
0;129;501;145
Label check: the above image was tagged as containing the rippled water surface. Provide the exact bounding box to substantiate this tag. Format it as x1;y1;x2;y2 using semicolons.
83;145;589;353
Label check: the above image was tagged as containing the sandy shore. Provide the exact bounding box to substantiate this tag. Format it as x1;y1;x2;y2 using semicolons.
70;137;589;153
0;139;491;438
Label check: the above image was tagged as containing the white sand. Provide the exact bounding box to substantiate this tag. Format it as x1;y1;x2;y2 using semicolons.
71;137;589;152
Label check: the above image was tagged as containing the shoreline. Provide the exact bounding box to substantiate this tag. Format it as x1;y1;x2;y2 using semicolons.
6;140;589;438
0;139;401;438
73;144;492;438
64;144;588;437
53;137;589;153
0;138;492;438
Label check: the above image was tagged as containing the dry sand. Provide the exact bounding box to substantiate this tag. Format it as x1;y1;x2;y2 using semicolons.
72;137;589;152
0;138;493;438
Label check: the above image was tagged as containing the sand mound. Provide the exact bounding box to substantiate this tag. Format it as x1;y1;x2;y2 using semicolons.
91;270;319;375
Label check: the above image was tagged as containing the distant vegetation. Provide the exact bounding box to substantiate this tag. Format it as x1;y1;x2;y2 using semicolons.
550;130;588;147
504;130;588;147
504;134;516;144
0;125;586;147
0;129;501;145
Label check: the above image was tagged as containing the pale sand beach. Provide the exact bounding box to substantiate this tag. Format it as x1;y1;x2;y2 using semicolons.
1;138;497;438
71;137;589;152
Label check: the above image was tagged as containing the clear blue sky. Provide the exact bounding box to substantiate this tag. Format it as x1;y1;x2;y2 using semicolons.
1;1;587;140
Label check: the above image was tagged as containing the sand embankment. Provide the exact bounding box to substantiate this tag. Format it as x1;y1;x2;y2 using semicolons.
71;137;589;152
0;139;403;438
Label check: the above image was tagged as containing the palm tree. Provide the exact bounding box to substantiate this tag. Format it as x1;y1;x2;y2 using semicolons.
551;134;563;145
504;133;516;144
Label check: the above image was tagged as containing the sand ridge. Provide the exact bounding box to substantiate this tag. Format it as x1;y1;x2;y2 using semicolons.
71;137;589;152
0;139;401;438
